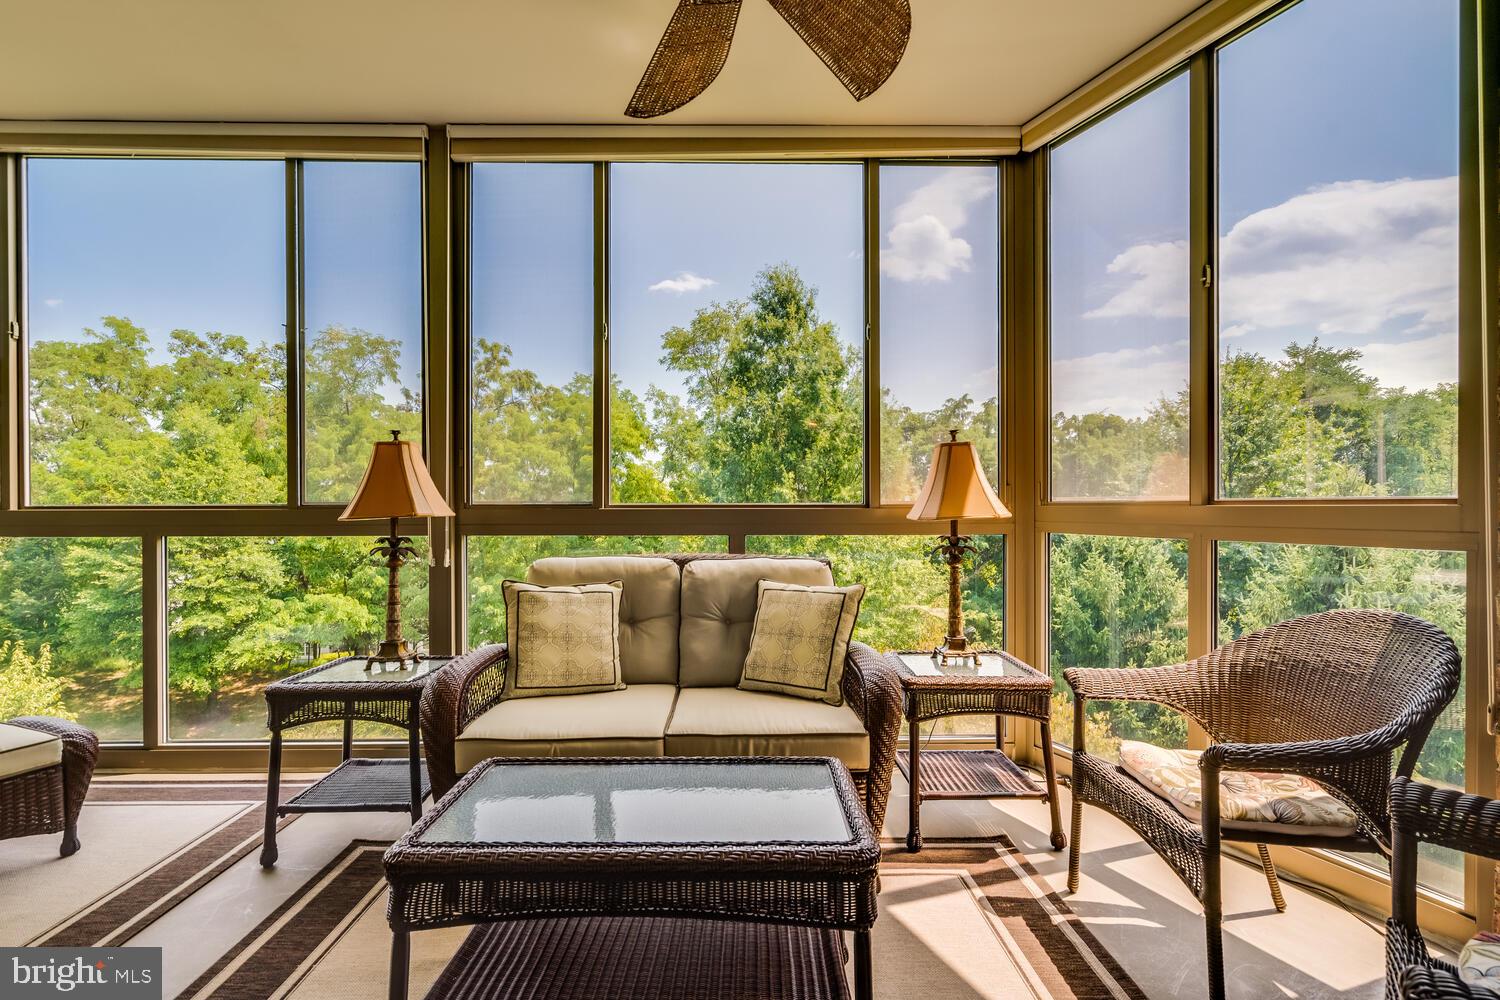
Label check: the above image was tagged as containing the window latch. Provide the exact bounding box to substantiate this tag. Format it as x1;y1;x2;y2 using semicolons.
1200;263;1213;289
6;320;17;341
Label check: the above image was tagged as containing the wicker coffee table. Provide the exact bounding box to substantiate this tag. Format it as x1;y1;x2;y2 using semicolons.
260;655;453;867
383;756;880;1000
895;650;1065;853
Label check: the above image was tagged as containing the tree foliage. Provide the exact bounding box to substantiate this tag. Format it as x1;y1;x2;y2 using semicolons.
3;266;1465;775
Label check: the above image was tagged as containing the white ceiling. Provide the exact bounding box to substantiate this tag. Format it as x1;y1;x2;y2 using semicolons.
2;0;1207;126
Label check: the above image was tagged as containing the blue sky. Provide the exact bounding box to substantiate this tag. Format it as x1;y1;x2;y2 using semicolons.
1049;0;1459;419
24;0;1459;434
27;158;423;398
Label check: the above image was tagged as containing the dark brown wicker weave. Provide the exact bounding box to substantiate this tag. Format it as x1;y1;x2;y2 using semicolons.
1;716;97;857
1387;777;1500;999
383;756;879;1000
260;656;453;867
1063;610;1461;1000
419;553;905;834
424;917;852;1000
894;650;1065;852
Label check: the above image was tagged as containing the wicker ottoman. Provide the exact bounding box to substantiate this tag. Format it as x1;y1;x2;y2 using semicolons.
0;716;98;857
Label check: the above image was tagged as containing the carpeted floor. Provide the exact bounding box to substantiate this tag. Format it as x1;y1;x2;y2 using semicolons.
1;779;1145;1000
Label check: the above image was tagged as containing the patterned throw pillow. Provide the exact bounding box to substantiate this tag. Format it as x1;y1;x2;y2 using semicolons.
500;580;624;700
738;580;864;705
1117;739;1358;837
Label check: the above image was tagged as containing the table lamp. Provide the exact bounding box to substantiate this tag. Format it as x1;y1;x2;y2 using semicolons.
907;430;1011;665
339;430;454;668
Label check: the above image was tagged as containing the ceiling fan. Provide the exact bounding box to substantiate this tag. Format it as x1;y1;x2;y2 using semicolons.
626;0;912;119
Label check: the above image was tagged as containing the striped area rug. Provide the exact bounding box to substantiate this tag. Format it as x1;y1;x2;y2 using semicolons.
176;838;1146;1000
4;779;306;949
7;780;1146;999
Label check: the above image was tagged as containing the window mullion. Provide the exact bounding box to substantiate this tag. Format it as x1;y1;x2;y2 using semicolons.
285;160;304;509
593;162;609;509
863;159;880;509
2;154;19;511
142;535;165;749
1188;50;1214;511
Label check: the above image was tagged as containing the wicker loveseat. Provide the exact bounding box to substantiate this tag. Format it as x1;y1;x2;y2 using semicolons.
422;554;905;831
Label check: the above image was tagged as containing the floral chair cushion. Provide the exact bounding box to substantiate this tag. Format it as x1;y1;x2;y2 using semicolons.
1459;933;1500;996
1117;740;1357;837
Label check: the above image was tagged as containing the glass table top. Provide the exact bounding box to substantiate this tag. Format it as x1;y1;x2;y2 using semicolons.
287;656;455;685
896;650;1037;679
418;761;852;846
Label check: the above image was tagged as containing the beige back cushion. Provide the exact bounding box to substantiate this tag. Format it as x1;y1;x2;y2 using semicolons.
678;557;835;687
527;556;681;684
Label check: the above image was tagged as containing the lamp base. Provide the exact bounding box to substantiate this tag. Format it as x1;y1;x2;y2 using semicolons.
932;639;980;668
365;638;421;670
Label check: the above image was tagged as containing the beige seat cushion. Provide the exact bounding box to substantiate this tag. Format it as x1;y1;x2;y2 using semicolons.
1117;739;1357;837
665;687;870;771
678;557;834;687
0;722;62;780
456;684;678;772
528;556;681;685
1457;933;1500;994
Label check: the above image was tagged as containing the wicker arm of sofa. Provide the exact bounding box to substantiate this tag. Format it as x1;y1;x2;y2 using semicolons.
842;641;904;834
420;644;508;799
7;716;98;848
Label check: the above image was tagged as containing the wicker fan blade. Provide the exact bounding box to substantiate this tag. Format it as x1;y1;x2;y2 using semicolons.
766;0;910;101
626;0;744;119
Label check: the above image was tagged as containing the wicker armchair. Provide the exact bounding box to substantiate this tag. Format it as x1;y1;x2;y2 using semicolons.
1387;778;1500;999
421;554;906;835
1;716;98;857
1063;610;1461;1000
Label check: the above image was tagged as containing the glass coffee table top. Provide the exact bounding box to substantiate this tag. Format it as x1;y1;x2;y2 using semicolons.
418;760;853;846
283;655;455;685
896;650;1039;680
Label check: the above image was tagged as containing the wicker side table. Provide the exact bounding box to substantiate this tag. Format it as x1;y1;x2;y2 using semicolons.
895;650;1065;853
260;655;453;867
384;756;880;1000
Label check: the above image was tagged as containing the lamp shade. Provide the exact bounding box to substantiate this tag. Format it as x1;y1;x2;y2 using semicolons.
338;431;455;521
906;431;1010;522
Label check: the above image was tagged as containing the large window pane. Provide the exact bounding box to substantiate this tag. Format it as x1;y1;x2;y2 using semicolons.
609;163;864;504
471;164;595;504
749;534;1004;737
167;535;429;741
466;535;726;646
1216;0;1459;498
303;161;424;503
1048;77;1190;500
879;164;1000;502
25;158;286;505
1217;540;1466;897
1049;533;1188;755
0;537;142;743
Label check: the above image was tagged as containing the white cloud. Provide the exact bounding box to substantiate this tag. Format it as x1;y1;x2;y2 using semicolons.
648;271;717;295
43;298;62;308
1356;332;1458;391
1084;241;1189;320
1051;341;1189;419
880;170;997;283
1080;177;1459;366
